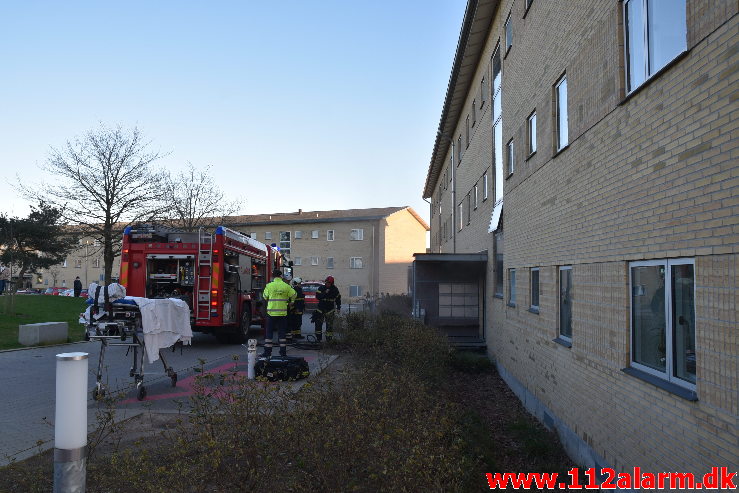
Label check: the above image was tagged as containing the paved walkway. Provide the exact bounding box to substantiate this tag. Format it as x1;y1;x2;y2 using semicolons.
0;313;336;466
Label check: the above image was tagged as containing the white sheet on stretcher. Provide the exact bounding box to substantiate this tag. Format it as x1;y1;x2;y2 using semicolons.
128;297;193;363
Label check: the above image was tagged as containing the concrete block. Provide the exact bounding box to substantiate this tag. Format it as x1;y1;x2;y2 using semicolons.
18;322;68;346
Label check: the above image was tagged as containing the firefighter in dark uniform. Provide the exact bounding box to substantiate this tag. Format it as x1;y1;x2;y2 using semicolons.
312;276;341;341
288;277;305;340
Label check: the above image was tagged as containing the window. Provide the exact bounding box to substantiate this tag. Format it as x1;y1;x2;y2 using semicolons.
327;257;334;269
439;283;478;318
327;230;334;241
458;202;464;231
504;13;513;52
62;259;67;268
294;257;302;266
630;259;695;387
350;257;363;269
624;0;686;93
483;172;489;201
349;285;362;297
264;231;272;241
507;139;515;175
465;115;470;147
250;232;257;239
311;230;319;239
508;269;516;306
555;75;568;151
93;258;100;268
474;184;479;209
350;229;364;240
528;112;537;155
559;266;573;340
525;0;534;9
494;231;504;297
310;256;319;266
472;100;476;126
75;259;82;268
279;231;291;255
465;194;471;225
480;77;486;106
93;240;100;247
530;268;540;311
457;135;462;164
295;230;303;239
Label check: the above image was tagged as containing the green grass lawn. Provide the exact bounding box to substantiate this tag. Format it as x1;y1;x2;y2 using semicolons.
0;295;89;350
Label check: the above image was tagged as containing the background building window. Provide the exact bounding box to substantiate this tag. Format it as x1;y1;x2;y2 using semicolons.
294;230;303;239
310;256;319;266
264;231;272;241
439;283;478;318
508;268;516;306
555;75;568;151
326;257;334;269
630;259;695;386
559;266;573;340
483;172;489;200
530;268;540;310
458;203;464;231
457;135;462;164
350;257;363;269
250;232;257;239
311;230;319;239
294;257;302;266
279;231;291;255
93;258;100;268
624;0;686;92
350;229;364;240
528;112;537;155
327;230;334;241
474;184;479;209
75;259;82;268
349;285;362;297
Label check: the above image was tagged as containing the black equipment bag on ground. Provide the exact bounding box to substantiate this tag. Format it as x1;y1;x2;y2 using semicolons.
254;356;310;382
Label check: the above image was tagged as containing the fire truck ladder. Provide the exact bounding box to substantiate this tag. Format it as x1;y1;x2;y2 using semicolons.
196;228;213;321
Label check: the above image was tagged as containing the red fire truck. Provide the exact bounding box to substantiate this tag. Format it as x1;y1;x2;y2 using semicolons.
119;224;292;343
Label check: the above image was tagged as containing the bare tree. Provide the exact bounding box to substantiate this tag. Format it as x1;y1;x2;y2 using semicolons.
160;163;243;231
19;124;167;284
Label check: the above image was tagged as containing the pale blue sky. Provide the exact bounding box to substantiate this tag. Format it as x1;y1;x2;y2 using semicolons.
0;1;466;223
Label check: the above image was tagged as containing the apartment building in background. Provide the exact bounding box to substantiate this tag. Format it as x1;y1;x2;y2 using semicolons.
230;207;428;299
28;207;428;299
419;0;737;474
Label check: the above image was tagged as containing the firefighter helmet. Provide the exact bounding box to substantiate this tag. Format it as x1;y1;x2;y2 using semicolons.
325;276;334;284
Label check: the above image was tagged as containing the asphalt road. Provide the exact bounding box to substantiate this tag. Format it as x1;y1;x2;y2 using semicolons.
0;313;335;465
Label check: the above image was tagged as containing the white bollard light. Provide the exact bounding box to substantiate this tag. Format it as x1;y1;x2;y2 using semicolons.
247;338;257;380
54;352;88;493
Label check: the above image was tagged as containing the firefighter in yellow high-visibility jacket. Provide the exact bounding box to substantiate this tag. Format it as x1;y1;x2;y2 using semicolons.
261;269;296;358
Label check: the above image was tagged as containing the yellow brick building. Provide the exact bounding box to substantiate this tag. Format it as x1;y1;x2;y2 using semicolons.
422;0;737;474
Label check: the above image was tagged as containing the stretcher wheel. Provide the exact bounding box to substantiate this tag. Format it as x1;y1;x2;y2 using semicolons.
170;373;178;387
137;385;147;401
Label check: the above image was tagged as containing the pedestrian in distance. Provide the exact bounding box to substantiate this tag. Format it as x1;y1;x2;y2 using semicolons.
0;265;8;296
313;276;341;341
288;277;305;340
73;276;83;297
261;269;296;358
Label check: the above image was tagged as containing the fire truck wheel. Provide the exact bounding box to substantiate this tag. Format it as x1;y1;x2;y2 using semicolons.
234;304;252;343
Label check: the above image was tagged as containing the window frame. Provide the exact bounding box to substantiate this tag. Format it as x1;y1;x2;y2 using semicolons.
528;111;537;156
474;184;479;209
264;231;272;241
311;230;319;239
310;256;319;266
623;0;687;94
350;257;363;269
558;266;573;342
327;230;335;241
506;139;515;176
349;285;362;297
504;13;513;53
294;230;303;239
350;229;364;241
326;257;334;269
629;258;696;390
457;135;462;165
530;267;540;312
508;268;516;306
294;257;302;266
483;172;489;201
555;75;569;152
